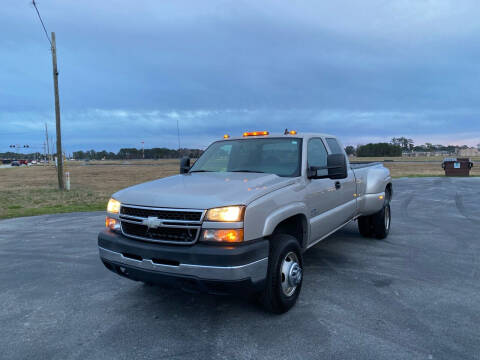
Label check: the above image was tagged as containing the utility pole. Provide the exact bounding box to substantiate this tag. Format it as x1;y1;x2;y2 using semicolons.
45;123;50;163
51;32;64;189
51;139;55;163
32;1;64;189
141;141;145;159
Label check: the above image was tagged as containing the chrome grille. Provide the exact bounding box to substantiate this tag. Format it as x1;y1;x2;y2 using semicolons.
119;205;205;245
120;207;202;221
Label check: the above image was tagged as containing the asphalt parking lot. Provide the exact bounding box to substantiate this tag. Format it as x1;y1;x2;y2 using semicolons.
1;177;479;360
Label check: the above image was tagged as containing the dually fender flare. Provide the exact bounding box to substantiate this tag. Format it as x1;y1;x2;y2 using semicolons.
364;167;392;194
262;202;310;246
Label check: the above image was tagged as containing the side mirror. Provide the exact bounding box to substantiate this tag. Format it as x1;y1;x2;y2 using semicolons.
307;154;347;180
180;157;191;174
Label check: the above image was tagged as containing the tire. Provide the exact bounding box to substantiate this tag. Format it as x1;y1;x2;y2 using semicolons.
260;234;303;314
358;187;392;239
358;216;373;237
371;203;391;239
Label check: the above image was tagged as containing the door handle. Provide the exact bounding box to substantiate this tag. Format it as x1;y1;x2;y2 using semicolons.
335;181;341;190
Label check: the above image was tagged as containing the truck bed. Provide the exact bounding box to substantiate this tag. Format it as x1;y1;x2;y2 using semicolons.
350;162;382;169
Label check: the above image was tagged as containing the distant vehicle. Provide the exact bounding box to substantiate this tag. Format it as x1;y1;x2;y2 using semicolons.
31;160;37;165
11;161;20;167
98;131;393;313
15;160;29;166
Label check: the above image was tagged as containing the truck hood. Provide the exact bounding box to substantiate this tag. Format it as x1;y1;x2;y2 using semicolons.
113;172;297;209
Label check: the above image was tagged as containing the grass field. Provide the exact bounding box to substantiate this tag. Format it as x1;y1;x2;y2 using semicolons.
0;160;179;219
0;158;478;219
349;156;480;162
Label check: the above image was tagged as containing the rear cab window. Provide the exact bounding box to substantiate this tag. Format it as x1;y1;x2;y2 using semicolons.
325;138;343;154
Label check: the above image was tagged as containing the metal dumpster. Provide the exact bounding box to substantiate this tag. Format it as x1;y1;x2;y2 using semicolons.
442;157;473;176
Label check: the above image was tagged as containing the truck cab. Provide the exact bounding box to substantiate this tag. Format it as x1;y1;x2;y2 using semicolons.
98;131;392;313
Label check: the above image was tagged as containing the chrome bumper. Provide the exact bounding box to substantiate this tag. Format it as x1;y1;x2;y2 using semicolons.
99;246;268;283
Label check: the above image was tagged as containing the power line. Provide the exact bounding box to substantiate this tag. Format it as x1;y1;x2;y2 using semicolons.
32;0;52;47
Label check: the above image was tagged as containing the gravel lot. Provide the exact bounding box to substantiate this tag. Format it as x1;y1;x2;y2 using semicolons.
1;177;479;360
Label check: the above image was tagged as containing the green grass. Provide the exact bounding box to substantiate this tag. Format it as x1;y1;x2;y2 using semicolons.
1;202;106;219
0;187;109;219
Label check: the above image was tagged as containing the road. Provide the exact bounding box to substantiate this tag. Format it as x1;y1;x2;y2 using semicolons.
1;177;479;360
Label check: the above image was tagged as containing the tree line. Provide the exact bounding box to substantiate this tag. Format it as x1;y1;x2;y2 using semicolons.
0;151;43;161
72;147;204;160
345;143;402;157
344;137;471;157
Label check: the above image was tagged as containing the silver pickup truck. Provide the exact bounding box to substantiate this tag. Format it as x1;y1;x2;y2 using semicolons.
98;131;392;313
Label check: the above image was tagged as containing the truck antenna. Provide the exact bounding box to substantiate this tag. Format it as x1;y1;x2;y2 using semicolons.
176;119;181;155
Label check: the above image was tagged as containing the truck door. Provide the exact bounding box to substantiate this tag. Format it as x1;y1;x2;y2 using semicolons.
305;138;345;244
325;137;357;222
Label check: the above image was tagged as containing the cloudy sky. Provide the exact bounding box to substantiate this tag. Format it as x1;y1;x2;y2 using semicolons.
1;0;480;154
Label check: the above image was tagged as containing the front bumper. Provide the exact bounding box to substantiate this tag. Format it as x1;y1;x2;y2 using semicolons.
98;230;269;293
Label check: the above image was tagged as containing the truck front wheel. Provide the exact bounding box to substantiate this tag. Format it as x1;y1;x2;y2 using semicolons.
260;234;303;314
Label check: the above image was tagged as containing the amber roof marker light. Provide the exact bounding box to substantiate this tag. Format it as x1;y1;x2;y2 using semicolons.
223;134;230;139
243;131;269;137
284;128;297;135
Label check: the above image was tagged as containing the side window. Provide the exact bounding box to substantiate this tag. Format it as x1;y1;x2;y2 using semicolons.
326;138;343;154
200;144;232;171
307;138;328;176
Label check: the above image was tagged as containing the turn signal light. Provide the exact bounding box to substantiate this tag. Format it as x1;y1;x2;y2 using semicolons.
202;229;244;243
105;217;120;231
243;131;269;137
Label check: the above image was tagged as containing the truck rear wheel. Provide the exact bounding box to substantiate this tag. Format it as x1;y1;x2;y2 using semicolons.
358;203;391;239
358;216;373;237
372;203;391;239
260;234;303;314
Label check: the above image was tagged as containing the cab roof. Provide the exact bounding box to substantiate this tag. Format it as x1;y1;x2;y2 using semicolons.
222;132;336;141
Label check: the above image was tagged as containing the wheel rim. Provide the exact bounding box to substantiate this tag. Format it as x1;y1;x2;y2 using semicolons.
385;205;390;231
280;251;302;297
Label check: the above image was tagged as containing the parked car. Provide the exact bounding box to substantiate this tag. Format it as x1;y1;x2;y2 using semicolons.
11;161;20;167
98;131;392;313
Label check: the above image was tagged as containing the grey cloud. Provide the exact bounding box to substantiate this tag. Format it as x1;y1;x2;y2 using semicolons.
1;0;479;151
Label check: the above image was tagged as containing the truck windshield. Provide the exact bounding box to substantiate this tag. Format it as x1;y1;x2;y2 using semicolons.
190;138;302;177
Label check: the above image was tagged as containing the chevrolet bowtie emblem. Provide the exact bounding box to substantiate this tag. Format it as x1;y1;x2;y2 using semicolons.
142;216;163;229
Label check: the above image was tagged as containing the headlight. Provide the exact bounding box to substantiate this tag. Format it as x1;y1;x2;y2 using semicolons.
107;198;121;214
205;206;245;222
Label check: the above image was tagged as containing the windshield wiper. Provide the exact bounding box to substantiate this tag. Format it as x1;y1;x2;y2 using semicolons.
230;170;265;173
189;170;214;173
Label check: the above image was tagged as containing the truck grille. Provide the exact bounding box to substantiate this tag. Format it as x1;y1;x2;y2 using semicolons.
120;207;202;221
121;222;199;243
119;205;205;245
